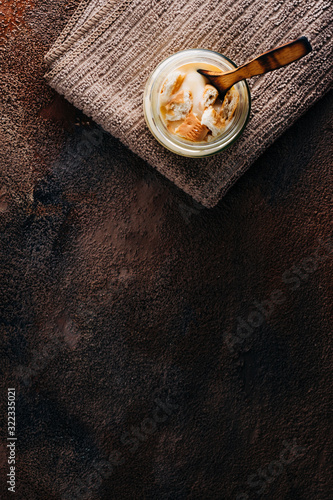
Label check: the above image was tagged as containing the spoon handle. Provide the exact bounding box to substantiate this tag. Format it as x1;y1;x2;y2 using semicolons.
236;36;312;79
200;37;312;91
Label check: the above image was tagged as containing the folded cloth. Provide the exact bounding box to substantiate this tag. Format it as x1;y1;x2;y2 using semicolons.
44;0;332;207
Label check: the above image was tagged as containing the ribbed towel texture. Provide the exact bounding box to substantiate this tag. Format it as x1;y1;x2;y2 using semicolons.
45;0;332;207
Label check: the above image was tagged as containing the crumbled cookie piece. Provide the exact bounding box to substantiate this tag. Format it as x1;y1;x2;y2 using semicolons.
220;87;239;122
201;106;226;137
202;84;219;108
165;90;193;121
160;71;185;104
175;112;209;142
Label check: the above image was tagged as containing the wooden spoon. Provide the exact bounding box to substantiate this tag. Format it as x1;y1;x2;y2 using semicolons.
197;37;312;98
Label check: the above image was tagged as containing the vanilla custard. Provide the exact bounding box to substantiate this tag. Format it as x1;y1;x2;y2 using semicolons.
159;62;239;143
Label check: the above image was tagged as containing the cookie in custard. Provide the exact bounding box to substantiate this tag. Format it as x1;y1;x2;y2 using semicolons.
165;90;193;121
175;112;209;142
160;71;185;104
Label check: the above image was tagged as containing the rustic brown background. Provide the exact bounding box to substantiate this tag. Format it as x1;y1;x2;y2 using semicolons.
0;1;332;499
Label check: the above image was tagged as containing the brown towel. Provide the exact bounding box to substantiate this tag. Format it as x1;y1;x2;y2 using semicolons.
44;0;332;207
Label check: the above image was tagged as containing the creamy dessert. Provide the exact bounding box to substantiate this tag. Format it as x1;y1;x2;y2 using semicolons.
159;62;239;143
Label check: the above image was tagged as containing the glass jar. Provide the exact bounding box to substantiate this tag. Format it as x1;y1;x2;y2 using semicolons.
143;49;251;158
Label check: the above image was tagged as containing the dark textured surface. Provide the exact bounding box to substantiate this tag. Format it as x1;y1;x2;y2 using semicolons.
0;2;332;499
